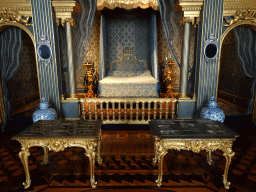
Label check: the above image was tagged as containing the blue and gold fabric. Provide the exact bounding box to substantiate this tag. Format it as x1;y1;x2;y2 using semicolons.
99;51;159;98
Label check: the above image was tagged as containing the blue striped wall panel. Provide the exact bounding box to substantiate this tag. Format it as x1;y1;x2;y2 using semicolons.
195;0;224;113
31;0;61;115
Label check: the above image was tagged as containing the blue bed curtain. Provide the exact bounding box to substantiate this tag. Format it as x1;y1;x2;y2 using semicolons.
158;0;181;68
234;26;256;114
0;27;23;131
73;0;97;68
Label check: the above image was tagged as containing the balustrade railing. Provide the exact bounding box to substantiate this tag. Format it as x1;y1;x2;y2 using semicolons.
80;98;177;124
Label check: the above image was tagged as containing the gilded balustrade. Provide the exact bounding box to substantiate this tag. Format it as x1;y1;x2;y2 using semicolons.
80;98;177;124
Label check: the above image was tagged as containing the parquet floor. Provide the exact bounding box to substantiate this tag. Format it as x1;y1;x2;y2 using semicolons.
1;129;256;192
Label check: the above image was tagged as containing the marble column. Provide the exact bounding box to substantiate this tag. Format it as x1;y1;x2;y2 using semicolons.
179;19;191;99
65;21;77;98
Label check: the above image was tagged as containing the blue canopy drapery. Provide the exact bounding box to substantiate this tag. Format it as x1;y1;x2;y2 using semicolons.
234;25;256;114
74;0;97;68
0;27;23;131
158;0;181;68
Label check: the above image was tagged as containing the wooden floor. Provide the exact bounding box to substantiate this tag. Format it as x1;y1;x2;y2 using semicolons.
0;101;254;191
1;128;256;192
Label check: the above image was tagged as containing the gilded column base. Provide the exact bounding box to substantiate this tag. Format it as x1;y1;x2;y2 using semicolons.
68;94;78;99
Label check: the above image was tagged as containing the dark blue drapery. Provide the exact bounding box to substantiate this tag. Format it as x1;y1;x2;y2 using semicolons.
234;26;256;114
0;27;23;131
74;0;97;68
158;0;180;68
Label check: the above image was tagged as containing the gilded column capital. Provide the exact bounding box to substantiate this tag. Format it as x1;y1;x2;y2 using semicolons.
60;17;75;27
181;17;198;28
52;1;81;27
179;0;203;28
182;17;193;24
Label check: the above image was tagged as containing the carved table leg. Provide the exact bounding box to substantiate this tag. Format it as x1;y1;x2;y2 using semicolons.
222;148;235;189
86;151;97;188
153;138;168;187
153;137;160;163
207;150;213;165
85;141;98;188
155;152;167;187
97;131;103;164
19;146;31;189
43;146;49;165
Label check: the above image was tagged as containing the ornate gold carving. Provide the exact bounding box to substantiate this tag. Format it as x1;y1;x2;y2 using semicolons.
48;140;67;152
153;138;235;189
83;62;98;98
179;0;203;26
0;9;32;26
0;1;32;18
179;0;256;27
52;1;81;27
97;0;158;11
164;62;176;98
223;9;256;27
60;17;75;27
16;138;102;189
181;17;193;25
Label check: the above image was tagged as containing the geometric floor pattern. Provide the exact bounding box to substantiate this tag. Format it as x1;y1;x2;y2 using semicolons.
1;129;256;192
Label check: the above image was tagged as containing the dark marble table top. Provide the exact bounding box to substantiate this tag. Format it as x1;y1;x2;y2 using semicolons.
12;119;103;139
149;119;239;140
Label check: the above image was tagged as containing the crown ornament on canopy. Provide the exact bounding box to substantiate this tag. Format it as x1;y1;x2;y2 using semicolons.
123;48;133;54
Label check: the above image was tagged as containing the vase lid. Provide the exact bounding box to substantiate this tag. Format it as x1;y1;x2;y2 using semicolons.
208;96;217;108
39;97;49;109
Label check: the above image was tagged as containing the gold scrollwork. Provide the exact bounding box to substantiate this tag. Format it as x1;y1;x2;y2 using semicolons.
154;139;235;189
0;9;32;26
49;140;67;152
16;138;101;189
223;9;256;27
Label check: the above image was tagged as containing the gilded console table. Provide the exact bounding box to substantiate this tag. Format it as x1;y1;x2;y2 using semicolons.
149;119;239;189
12;119;103;189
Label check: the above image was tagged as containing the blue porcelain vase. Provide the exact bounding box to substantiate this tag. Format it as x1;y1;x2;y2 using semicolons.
32;97;57;123
200;96;225;123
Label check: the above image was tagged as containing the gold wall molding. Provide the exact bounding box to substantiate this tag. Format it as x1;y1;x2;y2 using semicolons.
179;0;256;27
0;9;32;26
0;1;32;18
223;0;256;16
51;1;81;27
223;9;256;27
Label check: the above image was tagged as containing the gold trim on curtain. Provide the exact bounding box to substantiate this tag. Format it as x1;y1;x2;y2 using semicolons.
97;0;158;10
